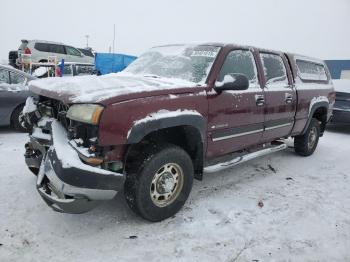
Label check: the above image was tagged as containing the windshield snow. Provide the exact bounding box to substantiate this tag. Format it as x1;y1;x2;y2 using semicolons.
124;44;221;84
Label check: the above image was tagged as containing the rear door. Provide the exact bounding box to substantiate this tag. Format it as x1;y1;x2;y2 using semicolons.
207;48;265;158
259;52;296;142
49;44;66;62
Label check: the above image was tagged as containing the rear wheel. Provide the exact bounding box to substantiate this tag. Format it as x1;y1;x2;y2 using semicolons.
124;144;194;222
294;118;320;156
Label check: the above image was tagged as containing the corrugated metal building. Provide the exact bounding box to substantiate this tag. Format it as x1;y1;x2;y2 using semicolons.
325;60;350;79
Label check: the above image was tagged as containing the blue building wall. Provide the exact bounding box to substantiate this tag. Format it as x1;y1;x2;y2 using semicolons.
325;60;350;79
95;53;137;75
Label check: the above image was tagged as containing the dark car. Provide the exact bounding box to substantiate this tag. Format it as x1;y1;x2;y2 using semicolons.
331;79;350;124
23;43;334;221
0;64;36;131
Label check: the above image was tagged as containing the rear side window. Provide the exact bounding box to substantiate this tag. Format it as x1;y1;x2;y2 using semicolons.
0;69;10;84
35;43;50;52
296;60;328;81
218;50;259;87
35;43;65;54
50;44;65;54
260;53;288;86
10;72;25;84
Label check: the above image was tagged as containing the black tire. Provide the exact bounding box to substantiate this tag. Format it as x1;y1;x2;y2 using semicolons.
11;105;28;132
124;144;194;222
294;118;320;156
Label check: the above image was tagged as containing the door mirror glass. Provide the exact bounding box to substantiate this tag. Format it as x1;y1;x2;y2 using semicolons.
215;73;249;92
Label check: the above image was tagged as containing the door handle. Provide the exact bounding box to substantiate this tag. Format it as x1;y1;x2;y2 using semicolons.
285;93;293;104
255;95;265;106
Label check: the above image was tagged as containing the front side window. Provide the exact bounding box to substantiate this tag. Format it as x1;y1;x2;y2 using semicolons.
124;44;221;84
0;69;10;84
66;46;82;56
296;60;327;81
218;50;259;88
260;53;288;86
10;72;25;84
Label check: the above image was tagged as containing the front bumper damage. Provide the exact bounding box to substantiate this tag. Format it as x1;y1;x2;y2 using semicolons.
25;119;125;214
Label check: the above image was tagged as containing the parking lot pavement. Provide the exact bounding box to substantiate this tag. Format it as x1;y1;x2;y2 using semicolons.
0;126;350;262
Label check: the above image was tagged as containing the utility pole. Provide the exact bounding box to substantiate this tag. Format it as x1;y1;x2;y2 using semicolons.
85;35;90;48
112;24;116;54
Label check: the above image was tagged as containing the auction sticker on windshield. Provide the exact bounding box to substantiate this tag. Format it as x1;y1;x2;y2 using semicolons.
191;50;218;58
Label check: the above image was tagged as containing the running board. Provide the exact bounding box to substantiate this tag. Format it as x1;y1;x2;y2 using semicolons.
204;143;287;173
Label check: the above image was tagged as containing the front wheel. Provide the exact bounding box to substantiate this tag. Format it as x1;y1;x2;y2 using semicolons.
11;105;30;132
294;118;320;156
124;144;194;222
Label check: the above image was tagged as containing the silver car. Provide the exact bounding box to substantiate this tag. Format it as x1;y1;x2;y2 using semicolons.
0;64;36;131
17;40;94;65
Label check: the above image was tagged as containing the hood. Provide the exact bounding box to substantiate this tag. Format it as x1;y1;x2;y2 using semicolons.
29;72;201;104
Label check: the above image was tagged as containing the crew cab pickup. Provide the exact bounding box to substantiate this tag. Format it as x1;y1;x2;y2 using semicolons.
23;43;335;221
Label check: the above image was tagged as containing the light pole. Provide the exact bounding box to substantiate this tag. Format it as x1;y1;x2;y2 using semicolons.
85;35;90;48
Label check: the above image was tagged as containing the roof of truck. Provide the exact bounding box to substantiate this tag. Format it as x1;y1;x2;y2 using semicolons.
154;43;325;64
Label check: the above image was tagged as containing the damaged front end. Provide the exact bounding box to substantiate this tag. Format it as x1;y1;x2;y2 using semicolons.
23;97;125;214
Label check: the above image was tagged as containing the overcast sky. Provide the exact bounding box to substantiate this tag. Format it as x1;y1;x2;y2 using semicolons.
0;0;349;63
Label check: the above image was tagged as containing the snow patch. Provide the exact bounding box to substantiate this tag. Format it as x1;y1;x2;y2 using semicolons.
0;83;27;92
51;120;121;176
23;96;37;114
33;67;49;77
127;109;202;139
133;109;202;125
215;74;236;88
29;72;199;103
309;96;329;114
31;128;51;141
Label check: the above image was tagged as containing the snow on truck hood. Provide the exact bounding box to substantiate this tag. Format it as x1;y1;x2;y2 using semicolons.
29;72;199;103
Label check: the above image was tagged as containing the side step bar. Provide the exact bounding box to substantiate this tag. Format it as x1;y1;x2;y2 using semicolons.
204;143;287;173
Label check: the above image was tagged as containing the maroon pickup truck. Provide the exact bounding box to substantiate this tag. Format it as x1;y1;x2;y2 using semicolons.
23;43;335;221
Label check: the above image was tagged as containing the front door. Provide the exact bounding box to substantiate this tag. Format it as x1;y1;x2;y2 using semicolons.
0;69;11;123
207;49;265;159
258;52;296;142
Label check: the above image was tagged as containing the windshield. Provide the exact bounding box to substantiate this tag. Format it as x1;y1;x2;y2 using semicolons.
124;44;221;84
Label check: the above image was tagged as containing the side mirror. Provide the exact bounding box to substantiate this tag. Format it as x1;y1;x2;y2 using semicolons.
215;73;249;92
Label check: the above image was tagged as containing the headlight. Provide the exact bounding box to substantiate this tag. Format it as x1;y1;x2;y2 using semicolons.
66;104;104;125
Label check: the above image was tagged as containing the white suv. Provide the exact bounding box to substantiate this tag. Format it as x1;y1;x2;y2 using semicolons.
17;40;94;65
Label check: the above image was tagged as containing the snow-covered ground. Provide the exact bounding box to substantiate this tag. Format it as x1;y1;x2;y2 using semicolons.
1;125;350;262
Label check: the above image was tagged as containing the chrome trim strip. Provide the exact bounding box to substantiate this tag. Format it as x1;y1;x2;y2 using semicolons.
212;129;264;142
264;122;292;131
212;122;293;141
